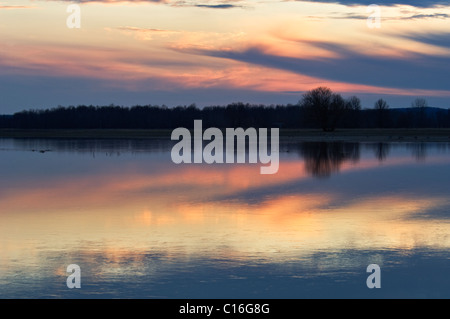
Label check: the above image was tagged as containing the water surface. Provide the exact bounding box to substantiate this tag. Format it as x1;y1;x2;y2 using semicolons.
1;138;449;298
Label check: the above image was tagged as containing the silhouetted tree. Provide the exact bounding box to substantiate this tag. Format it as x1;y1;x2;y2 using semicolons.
395;108;414;128
374;98;390;128
346;96;362;112
411;98;428;128
342;96;362;128
436;108;449;128
412;98;428;109
1;95;449;130
300;87;347;131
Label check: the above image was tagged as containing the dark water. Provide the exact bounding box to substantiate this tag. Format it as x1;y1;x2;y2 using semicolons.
0;138;449;298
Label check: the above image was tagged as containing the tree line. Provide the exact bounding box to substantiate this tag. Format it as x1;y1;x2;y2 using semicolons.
1;87;449;130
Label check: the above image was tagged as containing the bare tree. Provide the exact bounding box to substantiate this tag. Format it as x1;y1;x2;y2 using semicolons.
344;96;362;128
374;98;389;110
300;87;346;131
346;96;362;111
374;98;390;128
411;98;428;128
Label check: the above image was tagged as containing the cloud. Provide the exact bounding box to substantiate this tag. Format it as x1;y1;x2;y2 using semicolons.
169;0;244;8
42;0;246;8
404;13;450;19
118;26;172;32
42;0;168;5
194;3;239;8
117;26;180;40
58;0;167;3
46;0;243;6
400;32;450;49
0;5;33;9
297;0;450;8
173;39;450;91
315;12;450;20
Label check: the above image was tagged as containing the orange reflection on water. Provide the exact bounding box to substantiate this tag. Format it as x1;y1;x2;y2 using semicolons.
1;155;449;270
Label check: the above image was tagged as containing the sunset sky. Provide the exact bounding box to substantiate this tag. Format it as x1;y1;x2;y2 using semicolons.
1;0;450;113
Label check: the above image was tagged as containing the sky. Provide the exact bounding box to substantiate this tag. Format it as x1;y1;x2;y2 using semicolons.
0;0;449;114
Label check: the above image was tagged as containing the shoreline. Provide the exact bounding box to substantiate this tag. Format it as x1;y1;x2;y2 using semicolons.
1;128;450;142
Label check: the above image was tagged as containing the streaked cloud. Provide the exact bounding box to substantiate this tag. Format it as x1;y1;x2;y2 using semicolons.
298;0;450;8
41;0;244;8
174;39;450;91
194;3;240;8
313;12;450;20
403;13;450;19
0;5;33;9
35;0;450;6
400;31;450;49
54;0;167;3
1;0;450;111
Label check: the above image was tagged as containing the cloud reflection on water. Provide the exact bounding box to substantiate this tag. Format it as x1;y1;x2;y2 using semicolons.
0;139;450;298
